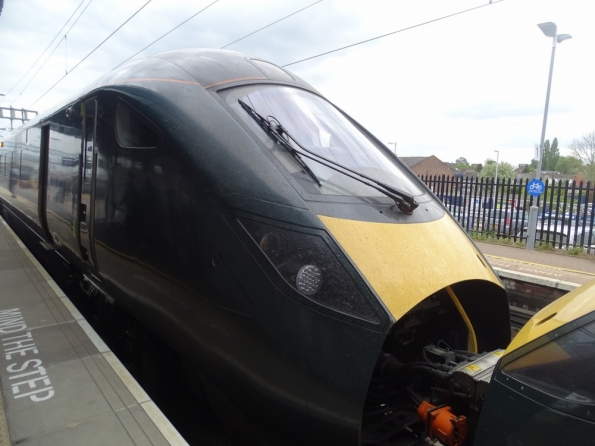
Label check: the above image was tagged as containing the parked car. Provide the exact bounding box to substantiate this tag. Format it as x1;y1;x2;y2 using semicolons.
484;209;527;236
517;221;570;246
518;223;594;250
564;207;593;223
569;227;594;250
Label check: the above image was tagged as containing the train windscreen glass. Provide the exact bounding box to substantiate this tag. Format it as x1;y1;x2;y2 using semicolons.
502;319;595;405
223;85;422;200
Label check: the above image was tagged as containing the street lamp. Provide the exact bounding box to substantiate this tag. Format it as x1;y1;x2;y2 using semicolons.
527;22;572;251
534;23;572;180
387;142;397;154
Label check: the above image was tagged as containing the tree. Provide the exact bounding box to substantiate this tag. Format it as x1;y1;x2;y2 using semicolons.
478;162;515;181
542;138;560;171
555;155;582;175
568;131;595;182
522;159;537;173
455;156;471;170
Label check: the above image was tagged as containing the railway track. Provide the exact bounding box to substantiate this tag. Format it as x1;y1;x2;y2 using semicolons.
510;305;535;334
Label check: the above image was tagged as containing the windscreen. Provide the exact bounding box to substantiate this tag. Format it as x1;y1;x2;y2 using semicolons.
222;85;422;200
503;319;595;405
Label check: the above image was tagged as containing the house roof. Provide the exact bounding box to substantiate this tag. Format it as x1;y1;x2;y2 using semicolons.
399;156;459;174
399;156;428;167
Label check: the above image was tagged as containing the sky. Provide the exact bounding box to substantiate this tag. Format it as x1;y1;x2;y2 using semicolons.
0;0;593;168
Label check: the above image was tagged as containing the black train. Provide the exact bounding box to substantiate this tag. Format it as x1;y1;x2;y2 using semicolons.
0;49;510;445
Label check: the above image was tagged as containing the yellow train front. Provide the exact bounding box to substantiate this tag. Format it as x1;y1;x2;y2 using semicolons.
474;280;595;444
0;49;511;445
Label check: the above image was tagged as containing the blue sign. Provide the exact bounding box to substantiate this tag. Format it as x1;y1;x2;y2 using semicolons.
527;179;545;197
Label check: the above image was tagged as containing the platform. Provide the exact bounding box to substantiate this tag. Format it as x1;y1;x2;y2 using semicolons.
0;219;188;446
475;240;595;287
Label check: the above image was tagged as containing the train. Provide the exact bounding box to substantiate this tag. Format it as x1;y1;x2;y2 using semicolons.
0;49;513;445
475;279;595;444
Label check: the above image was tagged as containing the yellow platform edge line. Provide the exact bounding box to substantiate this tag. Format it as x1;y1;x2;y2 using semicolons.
484;254;595;277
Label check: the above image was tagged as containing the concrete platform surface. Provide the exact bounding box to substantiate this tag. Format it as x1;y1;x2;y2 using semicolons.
475;241;595;286
0;219;188;446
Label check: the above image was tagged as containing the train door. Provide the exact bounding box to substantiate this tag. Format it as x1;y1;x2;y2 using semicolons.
77;98;100;270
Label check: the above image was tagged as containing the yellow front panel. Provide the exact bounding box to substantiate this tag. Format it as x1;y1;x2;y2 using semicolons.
319;214;501;321
505;280;595;354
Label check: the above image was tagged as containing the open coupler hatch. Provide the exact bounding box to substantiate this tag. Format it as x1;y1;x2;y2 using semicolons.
361;282;508;446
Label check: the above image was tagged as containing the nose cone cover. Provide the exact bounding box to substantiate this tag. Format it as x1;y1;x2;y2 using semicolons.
318;214;501;321
505;280;595;354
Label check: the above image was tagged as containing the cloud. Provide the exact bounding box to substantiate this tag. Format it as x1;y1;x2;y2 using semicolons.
0;0;593;170
445;102;574;120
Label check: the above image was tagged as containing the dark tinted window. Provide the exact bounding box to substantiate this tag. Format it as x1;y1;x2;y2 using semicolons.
503;320;595;404
223;85;422;199
115;103;159;148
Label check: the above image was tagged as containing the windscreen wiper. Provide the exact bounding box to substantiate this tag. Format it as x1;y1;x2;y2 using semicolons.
239;99;418;214
239;99;321;187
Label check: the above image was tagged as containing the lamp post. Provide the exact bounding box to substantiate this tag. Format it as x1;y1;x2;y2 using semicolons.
527;22;572;251
387;142;397;154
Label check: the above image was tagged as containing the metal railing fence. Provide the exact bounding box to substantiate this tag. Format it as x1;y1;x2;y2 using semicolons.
419;175;595;253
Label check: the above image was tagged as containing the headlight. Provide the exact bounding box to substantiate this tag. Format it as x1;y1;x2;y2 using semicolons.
296;264;322;296
239;217;380;323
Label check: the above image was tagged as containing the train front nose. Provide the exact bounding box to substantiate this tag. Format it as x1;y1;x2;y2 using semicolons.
318;213;507;326
319;213;511;445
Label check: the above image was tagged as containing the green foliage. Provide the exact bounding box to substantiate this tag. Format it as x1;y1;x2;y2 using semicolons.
523;159;538;173
469;231;525;247
535;241;555;251
478;162;515;181
555;156;582;174
568;246;585;256
569;131;595;182
455;157;469;165
469;231;496;241
542;138;560;171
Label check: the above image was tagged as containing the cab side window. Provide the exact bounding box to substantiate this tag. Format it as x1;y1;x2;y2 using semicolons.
115;103;160;149
503;320;595;404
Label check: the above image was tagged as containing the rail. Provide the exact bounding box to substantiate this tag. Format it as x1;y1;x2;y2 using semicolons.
509;305;536;335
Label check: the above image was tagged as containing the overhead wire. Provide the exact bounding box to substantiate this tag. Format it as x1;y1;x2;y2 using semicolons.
221;0;322;49
112;0;219;71
29;0;153;109
15;0;96;104
63;0;96;44
282;0;503;67
113;0;322;69
24;0;501;109
0;0;87;105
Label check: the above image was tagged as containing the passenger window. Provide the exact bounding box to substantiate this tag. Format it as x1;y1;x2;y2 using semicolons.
84;117;94;184
115;103;159;148
503;319;595;404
